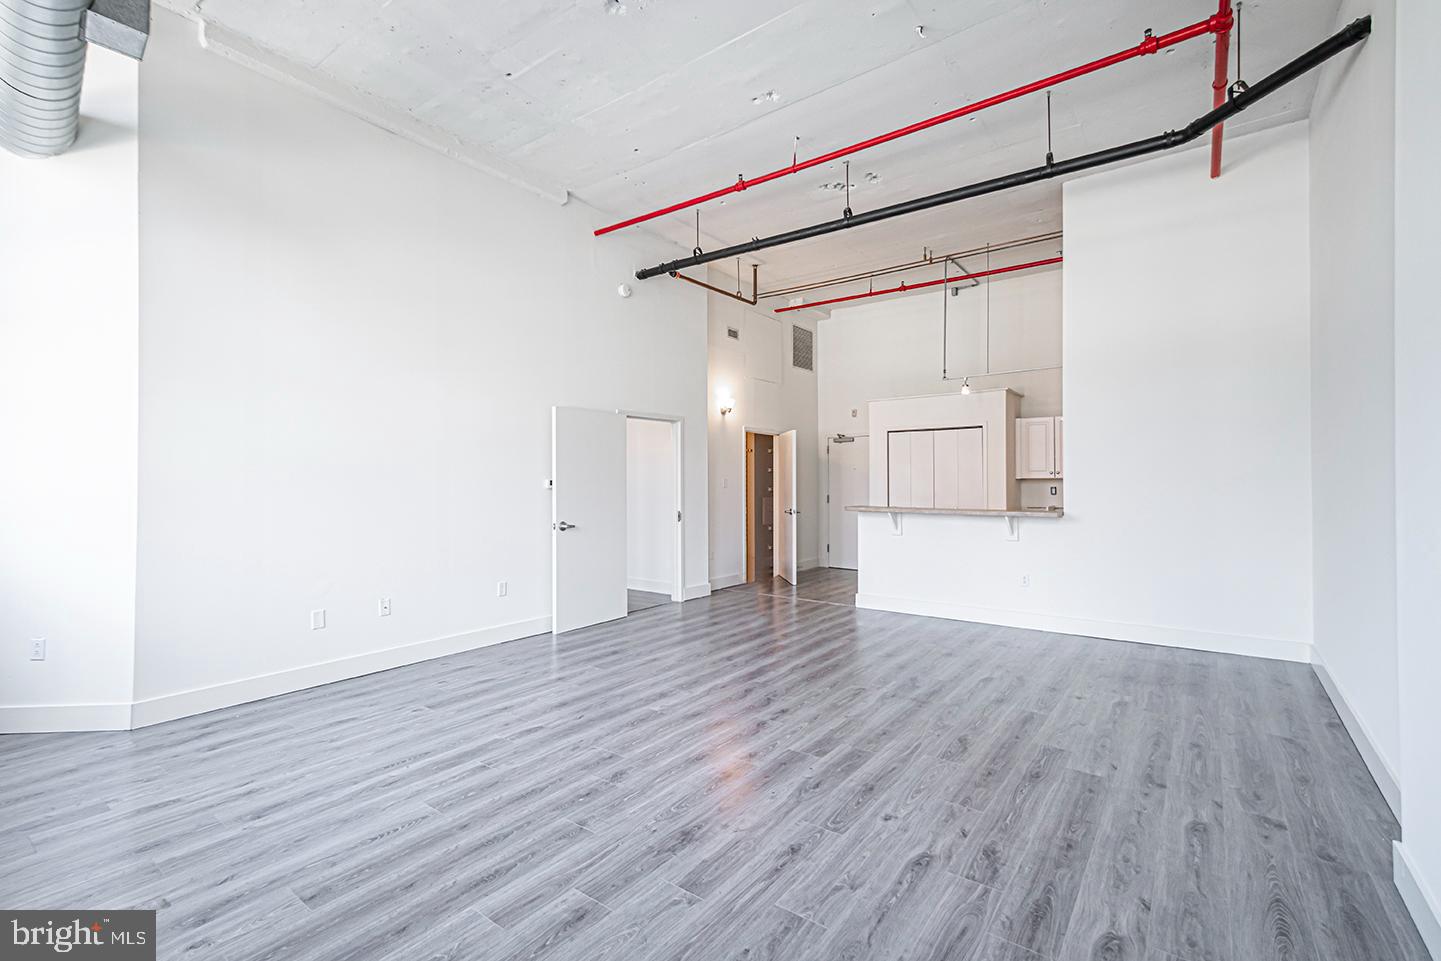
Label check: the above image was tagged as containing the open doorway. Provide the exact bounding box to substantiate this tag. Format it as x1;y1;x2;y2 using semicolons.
626;416;681;614
743;427;798;585
744;431;775;583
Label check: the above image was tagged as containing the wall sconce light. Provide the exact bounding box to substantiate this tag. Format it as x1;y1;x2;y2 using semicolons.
718;390;735;417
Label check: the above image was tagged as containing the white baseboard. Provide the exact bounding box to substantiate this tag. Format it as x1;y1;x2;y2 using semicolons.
854;593;1313;663
1310;648;1402;819
710;572;745;591
0;702;133;735
1395;841;1441;961
627;577;673;594
128;616;552;729
683;582;712;600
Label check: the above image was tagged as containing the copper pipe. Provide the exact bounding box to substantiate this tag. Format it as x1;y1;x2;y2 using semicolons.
673;263;758;305
758;232;1062;301
774;256;1063;313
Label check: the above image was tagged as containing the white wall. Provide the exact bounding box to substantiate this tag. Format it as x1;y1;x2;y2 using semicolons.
857;123;1315;663
129;9;708;723
1308;0;1401;802
817;265;1065;536
626;418;676;594
0;50;140;732
707;282;818;588
818;267;1063;439
1393;0;1441;950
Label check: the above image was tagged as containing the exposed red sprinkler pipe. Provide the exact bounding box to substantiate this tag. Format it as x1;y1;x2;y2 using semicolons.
1210;0;1235;177
774;256;1063;313
595;11;1231;238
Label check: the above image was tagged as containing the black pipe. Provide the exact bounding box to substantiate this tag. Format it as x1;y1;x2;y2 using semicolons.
636;16;1370;281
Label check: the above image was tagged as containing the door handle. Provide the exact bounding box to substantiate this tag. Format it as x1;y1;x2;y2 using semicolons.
785;508;799;516
556;521;577;531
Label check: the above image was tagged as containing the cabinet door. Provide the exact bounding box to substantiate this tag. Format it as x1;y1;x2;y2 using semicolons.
1053;416;1064;478
887;432;912;508
956;427;986;508
1015;417;1055;479
933;429;961;509
909;430;936;509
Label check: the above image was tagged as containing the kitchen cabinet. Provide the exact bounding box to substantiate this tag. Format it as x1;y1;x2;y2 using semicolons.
1016;416;1064;479
888;427;985;509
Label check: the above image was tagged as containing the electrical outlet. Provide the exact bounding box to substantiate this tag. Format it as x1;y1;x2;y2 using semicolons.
1020;575;1031;588
29;637;45;661
310;609;326;630
497;580;508;598
378;597;392;617
1050;486;1058;496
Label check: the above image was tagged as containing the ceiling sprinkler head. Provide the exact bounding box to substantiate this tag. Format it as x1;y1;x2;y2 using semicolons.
752;90;781;105
915;25;926;38
604;0;627;14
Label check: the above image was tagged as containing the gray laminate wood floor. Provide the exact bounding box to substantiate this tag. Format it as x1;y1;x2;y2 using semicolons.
2;573;1430;961
736;566;860;607
627;590;672;614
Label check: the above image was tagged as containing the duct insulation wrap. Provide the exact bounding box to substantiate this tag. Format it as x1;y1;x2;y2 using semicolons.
0;0;89;157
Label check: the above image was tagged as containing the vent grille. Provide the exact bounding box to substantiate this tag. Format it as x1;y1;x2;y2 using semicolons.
791;325;814;371
727;327;740;340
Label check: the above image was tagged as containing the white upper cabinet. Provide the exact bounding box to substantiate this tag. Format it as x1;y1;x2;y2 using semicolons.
1016;416;1063;479
933;429;961;509
889;427;986;509
888;431;913;507
1055;416;1064;477
909;430;935;509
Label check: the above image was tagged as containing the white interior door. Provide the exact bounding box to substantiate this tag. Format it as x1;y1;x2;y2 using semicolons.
774;429;798;585
827;435;868;570
552;406;627;634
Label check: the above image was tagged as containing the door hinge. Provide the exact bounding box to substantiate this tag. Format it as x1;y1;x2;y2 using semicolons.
826;494;830;503
676;510;682;523
827;543;830;552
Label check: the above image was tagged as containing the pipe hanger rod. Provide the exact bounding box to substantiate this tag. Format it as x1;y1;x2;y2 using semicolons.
595;9;1231;238
635;16;1370;281
773;256;1064;314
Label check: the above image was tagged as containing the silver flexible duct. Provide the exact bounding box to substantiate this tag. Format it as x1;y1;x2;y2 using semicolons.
0;0;90;157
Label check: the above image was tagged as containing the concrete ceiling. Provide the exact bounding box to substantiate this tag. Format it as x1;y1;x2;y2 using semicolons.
167;0;1342;290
